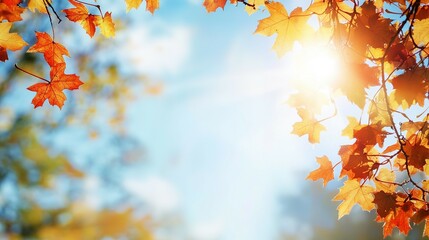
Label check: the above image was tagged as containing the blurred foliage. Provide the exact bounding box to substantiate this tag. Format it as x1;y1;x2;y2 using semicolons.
0;7;164;239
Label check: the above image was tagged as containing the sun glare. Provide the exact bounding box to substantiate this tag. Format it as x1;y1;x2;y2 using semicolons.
289;43;341;89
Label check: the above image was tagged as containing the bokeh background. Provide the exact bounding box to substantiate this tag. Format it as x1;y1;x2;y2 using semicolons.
0;0;426;239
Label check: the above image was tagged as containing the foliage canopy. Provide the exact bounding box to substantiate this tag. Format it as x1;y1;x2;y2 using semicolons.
3;0;429;238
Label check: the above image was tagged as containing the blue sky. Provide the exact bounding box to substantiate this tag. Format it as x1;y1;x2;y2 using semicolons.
99;1;349;239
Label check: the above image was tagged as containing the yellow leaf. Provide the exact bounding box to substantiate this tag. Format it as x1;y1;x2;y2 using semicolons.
413;19;429;46
125;0;143;12
97;12;115;38
291;108;326;143
255;2;314;56
125;0;159;13
374;168;396;193
333;179;375;219
28;0;51;13
341;116;359;138
0;22;27;51
244;0;265;15
0;22;27;61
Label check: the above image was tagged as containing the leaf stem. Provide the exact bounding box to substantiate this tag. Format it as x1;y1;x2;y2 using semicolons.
15;65;50;83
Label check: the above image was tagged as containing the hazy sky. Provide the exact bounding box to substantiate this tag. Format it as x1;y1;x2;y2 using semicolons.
110;1;343;239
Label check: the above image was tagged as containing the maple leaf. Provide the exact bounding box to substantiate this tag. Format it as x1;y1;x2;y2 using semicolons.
413;19;429;46
125;0;159;13
28;0;51;13
306;156;334;186
335;63;379;108
255;2;314;56
374;168;396;193
341;116;360;139
342;154;375;179
291;108;326;143
145;0;159;14
27;32;70;67
203;0;227;12
391;69;427;109
353;124;387;148
333;179;375;219
63;0;98;37
244;0;265;15
401;140;429;170
0;2;24;22
27;63;83;109
379;201;414;237
0;22;27;62
373;191;398;218
96;12;115;38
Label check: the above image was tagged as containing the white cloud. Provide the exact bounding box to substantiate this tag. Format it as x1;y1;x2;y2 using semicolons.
118;23;192;76
124;175;179;214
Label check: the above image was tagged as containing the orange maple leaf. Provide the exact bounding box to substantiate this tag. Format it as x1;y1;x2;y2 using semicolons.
378;200;414;237
255;2;314;56
0;2;24;22
0;22;27;62
333;179;375;219
63;0;98;37
391;68;427;109
27;63;83;109
203;0;227;12
27;32;70;67
306;156;334;186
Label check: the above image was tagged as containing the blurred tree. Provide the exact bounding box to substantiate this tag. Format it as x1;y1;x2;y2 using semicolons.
0;5;163;239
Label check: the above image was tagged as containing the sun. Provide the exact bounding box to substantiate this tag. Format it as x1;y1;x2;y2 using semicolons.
289;43;341;89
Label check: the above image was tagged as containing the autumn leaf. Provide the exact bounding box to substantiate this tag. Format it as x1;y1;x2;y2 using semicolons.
391;69;427;109
255;2;314;56
401;140;429;170
333;179;375;219
413;19;429;46
145;0;159;14
28;0;51;13
63;0;98;37
374;168;396;193
0;2;24;22
341;116;360;139
203;0;227;12
125;0;159;13
291;108;326;143
96;12;115;38
379;201;414;237
27;32;70;67
244;0;264;15
335;63;379;108
373;191;398;218
306;156;334;186
0;22;27;62
353;124;387;148
27;63;83;109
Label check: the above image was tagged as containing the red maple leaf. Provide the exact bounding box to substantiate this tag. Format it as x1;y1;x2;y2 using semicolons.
27;63;83;109
27;32;70;67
